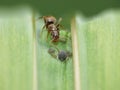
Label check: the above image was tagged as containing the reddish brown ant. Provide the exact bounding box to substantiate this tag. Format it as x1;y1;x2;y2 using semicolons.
38;16;62;42
47;24;60;42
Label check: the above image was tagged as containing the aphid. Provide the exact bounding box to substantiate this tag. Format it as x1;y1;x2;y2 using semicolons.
58;50;72;62
38;16;62;42
58;50;68;61
48;47;72;62
48;47;57;59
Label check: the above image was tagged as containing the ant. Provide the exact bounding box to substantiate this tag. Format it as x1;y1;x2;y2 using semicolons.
38;16;62;42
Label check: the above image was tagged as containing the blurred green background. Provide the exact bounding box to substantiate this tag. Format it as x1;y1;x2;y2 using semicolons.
0;0;119;29
0;0;120;17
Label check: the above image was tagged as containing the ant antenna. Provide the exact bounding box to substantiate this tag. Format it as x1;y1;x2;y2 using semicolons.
56;17;62;26
36;16;43;21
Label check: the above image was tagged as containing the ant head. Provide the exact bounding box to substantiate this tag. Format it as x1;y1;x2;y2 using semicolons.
43;16;56;25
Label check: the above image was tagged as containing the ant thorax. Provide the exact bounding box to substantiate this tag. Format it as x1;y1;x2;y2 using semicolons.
48;24;57;31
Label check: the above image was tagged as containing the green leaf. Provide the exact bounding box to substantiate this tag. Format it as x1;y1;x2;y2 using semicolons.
0;8;33;90
36;15;74;90
1;7;120;90
73;10;120;90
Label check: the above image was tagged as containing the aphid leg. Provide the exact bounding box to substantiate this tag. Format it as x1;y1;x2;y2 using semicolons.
66;51;72;57
61;51;72;63
50;53;57;59
66;51;72;62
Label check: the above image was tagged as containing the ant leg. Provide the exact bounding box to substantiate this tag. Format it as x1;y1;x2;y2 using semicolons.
40;24;46;37
59;31;71;43
49;40;60;52
59;24;64;29
63;51;73;63
37;16;46;37
59;37;68;43
56;17;68;31
56;17;62;25
56;24;65;30
42;25;46;30
55;17;64;29
37;16;43;20
46;32;51;42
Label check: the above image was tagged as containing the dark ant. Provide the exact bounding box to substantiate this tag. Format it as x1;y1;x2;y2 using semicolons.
38;16;62;42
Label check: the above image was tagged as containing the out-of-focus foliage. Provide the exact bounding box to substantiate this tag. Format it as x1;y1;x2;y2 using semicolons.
0;8;33;90
75;10;120;90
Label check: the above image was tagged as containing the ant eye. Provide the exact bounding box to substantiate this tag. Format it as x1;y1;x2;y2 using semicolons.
58;51;68;61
